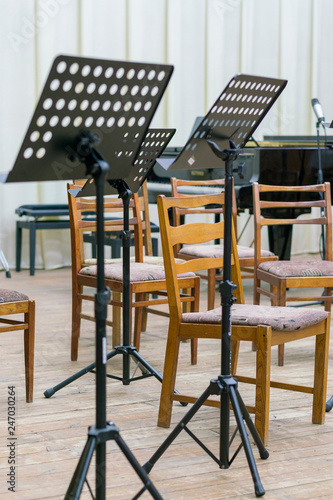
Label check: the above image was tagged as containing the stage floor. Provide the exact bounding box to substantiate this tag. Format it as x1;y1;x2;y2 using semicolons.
0;267;332;499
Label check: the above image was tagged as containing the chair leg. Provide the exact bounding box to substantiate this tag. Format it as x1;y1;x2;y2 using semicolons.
252;276;261;352
312;321;329;424
324;287;332;313
16;221;22;272
230;338;240;374
24;301;35;403
190;283;200;365
71;285;82;361
253;276;261;305
207;269;216;310
254;325;271;445
158;320;181;428
112;292;121;347
190;338;197;366
141;293;149;332
29;222;36;276
277;344;285;367
277;283;286;366
133;293;145;351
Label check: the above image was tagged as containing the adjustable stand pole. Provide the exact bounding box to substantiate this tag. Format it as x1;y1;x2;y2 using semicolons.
143;143;268;498
64;142;162;500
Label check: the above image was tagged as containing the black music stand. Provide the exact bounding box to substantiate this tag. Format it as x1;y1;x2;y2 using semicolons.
44;128;175;398
143;74;288;497
2;54;174;499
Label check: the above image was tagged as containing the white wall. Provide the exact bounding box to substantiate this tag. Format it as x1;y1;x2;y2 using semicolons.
0;0;332;269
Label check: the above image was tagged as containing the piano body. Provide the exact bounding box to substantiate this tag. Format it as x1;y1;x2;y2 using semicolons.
147;136;333;259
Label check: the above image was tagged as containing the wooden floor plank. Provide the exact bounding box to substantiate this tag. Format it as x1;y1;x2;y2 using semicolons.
0;268;332;498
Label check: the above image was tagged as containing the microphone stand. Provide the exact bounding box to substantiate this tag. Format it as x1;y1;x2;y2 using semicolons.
315;115;326;258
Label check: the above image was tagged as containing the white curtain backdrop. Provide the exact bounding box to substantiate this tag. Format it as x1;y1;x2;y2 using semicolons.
1;0;332;271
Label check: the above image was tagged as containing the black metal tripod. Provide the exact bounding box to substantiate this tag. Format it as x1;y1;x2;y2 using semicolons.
143;142;268;498
64;140;162;499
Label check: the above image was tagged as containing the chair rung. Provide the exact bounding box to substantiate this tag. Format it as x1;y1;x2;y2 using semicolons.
172;393;220;407
143;308;169;318
133;298;169;307
0;323;28;333
80;313;114;328
287;296;333;302
172;393;255;414
256;287;275;299
236;375;314;394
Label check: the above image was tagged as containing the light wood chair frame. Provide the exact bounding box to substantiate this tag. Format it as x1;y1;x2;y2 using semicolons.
253;182;333;365
157;192;330;444
68;183;199;362
1;299;35;402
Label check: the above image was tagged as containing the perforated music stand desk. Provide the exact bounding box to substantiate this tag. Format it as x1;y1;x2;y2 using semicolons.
2;54;173;499
143;73;288;498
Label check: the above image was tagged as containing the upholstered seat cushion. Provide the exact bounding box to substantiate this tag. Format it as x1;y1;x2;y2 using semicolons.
179;243;274;259
258;260;333;277
182;303;328;331
79;262;195;282
0;289;29;302
84;256;186;266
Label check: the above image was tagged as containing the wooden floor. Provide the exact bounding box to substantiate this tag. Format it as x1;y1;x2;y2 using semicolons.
0;267;333;499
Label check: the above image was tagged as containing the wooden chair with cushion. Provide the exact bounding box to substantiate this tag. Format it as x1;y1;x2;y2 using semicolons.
0;289;35;402
170;177;277;309
68;183;199;362
253;182;333;365
157;192;330;444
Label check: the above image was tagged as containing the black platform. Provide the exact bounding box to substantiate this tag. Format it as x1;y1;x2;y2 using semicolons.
15;203;159;275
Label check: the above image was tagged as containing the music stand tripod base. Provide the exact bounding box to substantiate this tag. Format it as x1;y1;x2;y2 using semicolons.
143;73;288;498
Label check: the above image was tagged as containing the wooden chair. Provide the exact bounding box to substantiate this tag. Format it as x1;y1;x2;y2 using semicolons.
253;182;333;366
170;177;277;309
0;289;35;402
157;193;330;444
68;183;198;362
83;180;160;261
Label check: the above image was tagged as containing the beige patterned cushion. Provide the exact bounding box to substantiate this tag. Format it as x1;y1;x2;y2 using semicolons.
79;262;195;282
182;303;328;331
84;256;185;266
179;244;274;259
0;289;29;303
258;260;333;277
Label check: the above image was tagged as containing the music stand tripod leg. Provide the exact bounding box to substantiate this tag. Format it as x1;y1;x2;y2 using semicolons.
144;147;268;498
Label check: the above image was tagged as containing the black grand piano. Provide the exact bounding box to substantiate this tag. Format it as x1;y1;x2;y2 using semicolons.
147;135;333;259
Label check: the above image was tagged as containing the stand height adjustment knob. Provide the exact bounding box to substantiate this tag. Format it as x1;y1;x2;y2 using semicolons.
233;162;246;179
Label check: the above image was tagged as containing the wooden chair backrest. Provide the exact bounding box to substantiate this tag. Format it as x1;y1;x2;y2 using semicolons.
157;193;244;319
67;183;144;272
253;182;333;266
170;177;237;250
